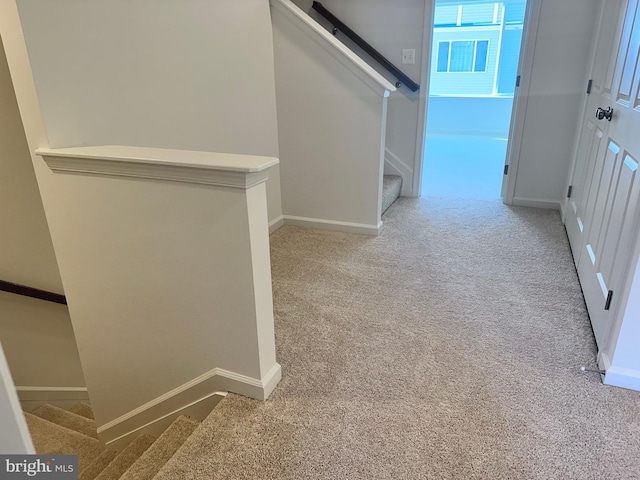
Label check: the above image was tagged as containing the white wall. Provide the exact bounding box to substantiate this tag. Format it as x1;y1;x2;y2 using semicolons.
510;0;599;206
293;0;427;197
272;0;391;233
15;0;283;224
0;36;61;293
296;0;599;205
3;0;280;438
37;161;277;426
0;293;86;389
0;35;86;406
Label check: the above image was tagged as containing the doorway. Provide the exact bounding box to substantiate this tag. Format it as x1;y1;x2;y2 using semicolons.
422;0;527;199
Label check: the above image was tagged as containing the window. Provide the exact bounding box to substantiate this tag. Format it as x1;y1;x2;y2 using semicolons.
436;40;489;73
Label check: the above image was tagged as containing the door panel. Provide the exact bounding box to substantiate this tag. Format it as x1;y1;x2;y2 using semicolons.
565;0;623;265
578;150;640;346
566;120;602;261
570;0;640;349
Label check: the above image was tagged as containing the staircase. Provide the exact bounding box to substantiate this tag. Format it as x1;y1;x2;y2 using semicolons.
382;174;402;215
23;403;204;480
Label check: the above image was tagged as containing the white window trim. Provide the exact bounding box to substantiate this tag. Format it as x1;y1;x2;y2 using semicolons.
436;39;491;74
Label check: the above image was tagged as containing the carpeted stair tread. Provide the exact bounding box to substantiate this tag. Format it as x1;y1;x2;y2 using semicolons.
32;404;98;439
24;412;103;472
153;398;235;480
69;402;95;420
382;174;402;214
119;416;200;480
79;449;118;480
94;434;156;480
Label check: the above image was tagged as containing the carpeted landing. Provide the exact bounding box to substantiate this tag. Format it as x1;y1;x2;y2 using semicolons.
155;197;640;479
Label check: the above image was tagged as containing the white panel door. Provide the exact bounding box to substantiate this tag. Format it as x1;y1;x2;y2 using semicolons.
575;0;640;349
565;0;623;265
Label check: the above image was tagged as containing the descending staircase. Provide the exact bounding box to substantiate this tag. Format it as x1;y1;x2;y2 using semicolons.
23;403;203;480
381;175;402;215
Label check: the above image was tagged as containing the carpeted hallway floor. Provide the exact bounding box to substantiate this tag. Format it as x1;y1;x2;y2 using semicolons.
156;197;640;479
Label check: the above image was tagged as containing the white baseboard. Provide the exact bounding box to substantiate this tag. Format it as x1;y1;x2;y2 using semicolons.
105;392;226;451
97;363;281;445
16;386;89;403
269;215;284;234
598;351;612;371
603;365;640;392
283;215;382;236
559;199;568;223
384;148;413;197
510;197;562;210
16;386;90;412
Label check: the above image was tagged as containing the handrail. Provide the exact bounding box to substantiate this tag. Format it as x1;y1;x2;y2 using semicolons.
312;1;420;92
271;0;396;97
0;279;67;305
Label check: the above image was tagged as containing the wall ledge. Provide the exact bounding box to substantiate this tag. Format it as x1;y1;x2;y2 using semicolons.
36;146;279;189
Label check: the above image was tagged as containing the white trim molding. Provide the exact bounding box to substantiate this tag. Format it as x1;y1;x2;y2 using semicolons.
270;0;396;98
16;386;91;413
511;197;561;211
603;366;640;392
97;364;281;445
16;386;89;402
104;392;226;451
37;145;279;189
283;215;382;236
269;215;285;234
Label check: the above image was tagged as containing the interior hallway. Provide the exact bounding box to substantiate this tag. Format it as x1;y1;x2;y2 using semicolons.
155;197;640;479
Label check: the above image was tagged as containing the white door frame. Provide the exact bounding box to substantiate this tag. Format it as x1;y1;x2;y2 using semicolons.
501;0;542;204
413;0;542;200
0;341;35;454
412;0;435;197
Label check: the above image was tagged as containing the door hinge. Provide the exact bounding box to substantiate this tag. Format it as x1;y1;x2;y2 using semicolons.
504;164;509;175
586;79;593;95
604;290;614;310
515;75;521;88
567;185;573;198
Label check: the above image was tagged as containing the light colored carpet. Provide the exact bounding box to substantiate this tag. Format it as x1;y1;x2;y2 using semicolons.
79;449;118;480
94;434;155;480
32;403;98;439
24;412;103;471
69;402;95;420
382;174;402;214
156;197;640;479
119;416;199;480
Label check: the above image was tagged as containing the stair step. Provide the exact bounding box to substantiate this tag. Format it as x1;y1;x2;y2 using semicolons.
24;412;103;472
382;174;402;215
120;416;200;480
79;449;118;480
32;404;98;439
69;402;95;420
94;434;156;480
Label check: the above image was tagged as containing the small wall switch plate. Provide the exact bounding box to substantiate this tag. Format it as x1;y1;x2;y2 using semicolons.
402;49;415;65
